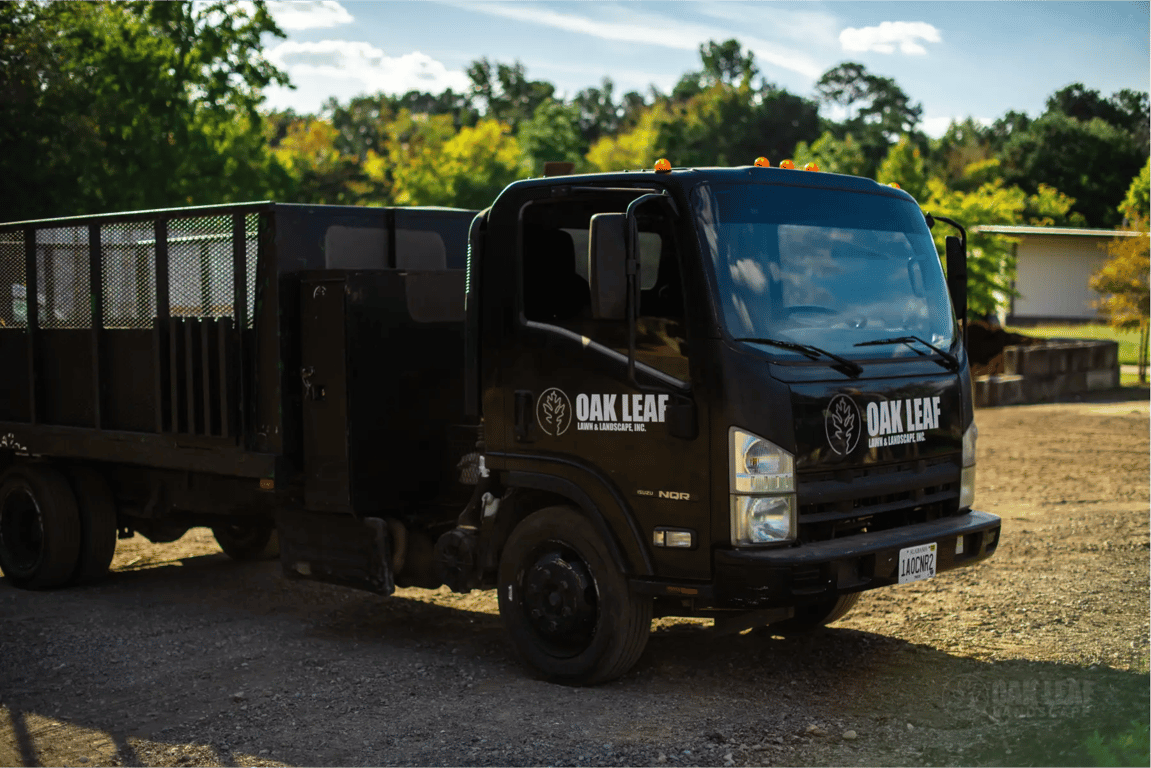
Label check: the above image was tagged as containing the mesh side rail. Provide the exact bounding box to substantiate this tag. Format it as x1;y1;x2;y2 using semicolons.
0;202;268;330
0;231;25;328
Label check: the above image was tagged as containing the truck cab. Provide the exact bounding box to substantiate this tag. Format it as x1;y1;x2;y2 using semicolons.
462;165;1000;682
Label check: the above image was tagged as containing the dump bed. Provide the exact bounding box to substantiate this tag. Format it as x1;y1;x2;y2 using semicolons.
0;202;477;511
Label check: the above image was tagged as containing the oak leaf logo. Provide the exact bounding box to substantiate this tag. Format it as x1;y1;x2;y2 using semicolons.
825;394;861;455
536;388;572;436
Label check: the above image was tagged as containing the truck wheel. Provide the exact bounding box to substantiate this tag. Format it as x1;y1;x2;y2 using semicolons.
0;464;82;589
498;507;652;685
768;592;861;634
212;522;279;561
66;468;118;585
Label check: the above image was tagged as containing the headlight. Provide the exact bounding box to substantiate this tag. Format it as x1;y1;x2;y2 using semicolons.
730;428;796;546
731;430;794;492
962;422;978;468
959;422;977;509
731;495;796;544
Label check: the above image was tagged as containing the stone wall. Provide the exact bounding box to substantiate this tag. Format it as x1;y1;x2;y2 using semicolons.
973;340;1119;407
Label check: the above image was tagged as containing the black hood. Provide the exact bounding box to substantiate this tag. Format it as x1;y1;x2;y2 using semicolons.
790;375;963;470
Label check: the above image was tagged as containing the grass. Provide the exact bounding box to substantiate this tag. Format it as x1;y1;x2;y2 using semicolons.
1006;324;1147;367
1119;371;1149;387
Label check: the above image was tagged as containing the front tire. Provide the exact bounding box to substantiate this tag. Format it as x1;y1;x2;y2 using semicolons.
0;464;82;589
767;592;861;634
498;507;652;685
212;522;279;561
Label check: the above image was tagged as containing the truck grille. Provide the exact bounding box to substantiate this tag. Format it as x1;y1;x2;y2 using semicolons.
796;456;962;542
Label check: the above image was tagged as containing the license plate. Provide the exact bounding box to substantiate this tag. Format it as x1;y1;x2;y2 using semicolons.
898;542;937;584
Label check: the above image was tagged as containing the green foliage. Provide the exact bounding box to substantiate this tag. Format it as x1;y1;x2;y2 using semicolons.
999;91;1146;227
584;107;664;172
466;58;554;130
925;178;1081;314
925;178;1032;315
815;62;924;176
1091;216;1150;330
928;118;995;191
385;118;522;209
1083;718;1151;767
0;0;289;219
876;135;929;201
791;132;867;176
271;118;371;205
1119;157;1150;224
518;99;585;176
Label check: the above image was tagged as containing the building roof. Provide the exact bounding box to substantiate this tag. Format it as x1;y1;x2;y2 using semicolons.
972;225;1144;237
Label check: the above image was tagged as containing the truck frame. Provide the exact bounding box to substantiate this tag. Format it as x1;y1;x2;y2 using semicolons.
0;164;1001;684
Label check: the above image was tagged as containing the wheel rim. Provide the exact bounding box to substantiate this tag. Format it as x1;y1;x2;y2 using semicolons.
0;487;44;574
520;545;598;657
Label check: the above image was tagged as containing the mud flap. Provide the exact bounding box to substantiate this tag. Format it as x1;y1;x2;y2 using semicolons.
276;510;394;595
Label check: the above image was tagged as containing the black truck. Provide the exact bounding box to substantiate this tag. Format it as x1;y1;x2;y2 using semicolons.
0;163;1000;683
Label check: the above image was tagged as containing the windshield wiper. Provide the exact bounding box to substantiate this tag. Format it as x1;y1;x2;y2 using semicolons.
853;335;959;372
735;338;863;378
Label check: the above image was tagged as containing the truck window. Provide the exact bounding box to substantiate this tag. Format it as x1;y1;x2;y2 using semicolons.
521;204;689;383
694;181;954;360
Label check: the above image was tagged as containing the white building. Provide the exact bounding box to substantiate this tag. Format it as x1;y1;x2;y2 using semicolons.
974;225;1143;325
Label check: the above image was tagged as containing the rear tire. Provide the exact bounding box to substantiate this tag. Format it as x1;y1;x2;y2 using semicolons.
212;522;279;561
768;592;861;634
66;467;118;585
0;464;82;589
498;507;652;685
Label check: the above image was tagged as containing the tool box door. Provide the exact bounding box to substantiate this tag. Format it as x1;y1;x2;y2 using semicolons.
300;276;352;511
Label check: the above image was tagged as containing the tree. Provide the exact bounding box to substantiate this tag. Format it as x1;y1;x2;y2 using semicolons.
792;132;867;176
655;41;819;168
383;118;522;208
924;178;1079;315
876;135;929;201
572;78;621;147
585;107;664;172
0;1;289;219
1119;157;1151;225
1091;216;1150;381
271;118;371;205
518;98;585;176
999;111;1143;227
815;62;924;176
928;118;995;191
466;58;554;129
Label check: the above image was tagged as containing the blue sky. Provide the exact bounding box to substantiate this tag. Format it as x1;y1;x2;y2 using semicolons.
260;0;1150;138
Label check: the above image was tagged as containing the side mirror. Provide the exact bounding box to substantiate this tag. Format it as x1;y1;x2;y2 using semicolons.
588;213;628;320
945;235;966;323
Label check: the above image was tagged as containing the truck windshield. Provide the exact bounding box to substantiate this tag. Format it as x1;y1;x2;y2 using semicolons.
693;181;955;360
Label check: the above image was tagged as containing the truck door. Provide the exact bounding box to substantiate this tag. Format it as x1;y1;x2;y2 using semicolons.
499;194;710;580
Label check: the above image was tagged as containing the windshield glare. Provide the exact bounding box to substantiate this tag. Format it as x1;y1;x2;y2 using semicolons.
694;181;955;359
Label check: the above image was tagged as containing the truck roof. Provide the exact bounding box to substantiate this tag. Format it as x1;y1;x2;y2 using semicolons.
501;165;915;203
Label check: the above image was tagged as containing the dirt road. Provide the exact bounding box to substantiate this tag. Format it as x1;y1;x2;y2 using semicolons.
2;389;1148;767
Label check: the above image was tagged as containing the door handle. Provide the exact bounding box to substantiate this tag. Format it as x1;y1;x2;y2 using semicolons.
514;390;534;441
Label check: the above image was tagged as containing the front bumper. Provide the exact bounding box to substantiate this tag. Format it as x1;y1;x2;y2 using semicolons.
633;510;1001;610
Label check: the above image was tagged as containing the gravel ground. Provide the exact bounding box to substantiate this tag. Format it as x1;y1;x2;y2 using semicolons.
1;387;1148;767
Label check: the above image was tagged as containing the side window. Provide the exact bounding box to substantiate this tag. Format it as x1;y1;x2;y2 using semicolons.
521;205;689;383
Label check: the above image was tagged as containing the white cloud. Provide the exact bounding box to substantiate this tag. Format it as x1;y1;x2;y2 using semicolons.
266;1;353;31
264;40;471;112
840;21;941;55
921;116;993;139
450;1;825;79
